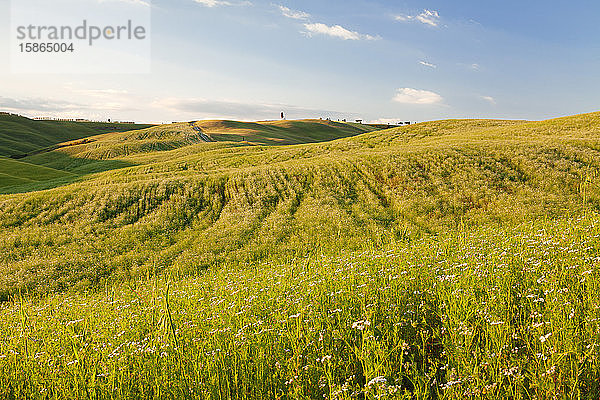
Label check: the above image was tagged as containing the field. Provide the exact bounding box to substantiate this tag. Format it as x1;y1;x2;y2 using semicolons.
1;118;379;193
1;112;600;398
0;114;154;158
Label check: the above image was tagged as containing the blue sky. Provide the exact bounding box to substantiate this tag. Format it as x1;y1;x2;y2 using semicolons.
0;0;599;123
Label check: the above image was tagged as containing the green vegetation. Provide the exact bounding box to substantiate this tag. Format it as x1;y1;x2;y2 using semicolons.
2;119;377;192
0;113;153;158
0;157;74;189
192;119;379;145
1;112;600;398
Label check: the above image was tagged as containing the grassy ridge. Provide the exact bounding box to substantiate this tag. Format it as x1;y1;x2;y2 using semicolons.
0;120;379;191
0;114;153;157
1;216;600;398
1;113;600;297
18;119;378;172
194;119;379;145
1;112;600;398
0;157;74;189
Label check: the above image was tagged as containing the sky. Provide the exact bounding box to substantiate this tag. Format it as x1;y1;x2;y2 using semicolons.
0;0;599;124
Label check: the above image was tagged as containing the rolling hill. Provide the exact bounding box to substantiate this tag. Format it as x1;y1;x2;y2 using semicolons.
2;111;600;398
1;112;599;296
1;119;379;190
0;157;74;188
0;113;154;158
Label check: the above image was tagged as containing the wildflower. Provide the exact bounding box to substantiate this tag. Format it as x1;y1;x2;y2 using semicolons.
367;376;386;387
319;355;332;363
440;380;461;390
544;365;556;376
352;320;371;330
539;332;552;343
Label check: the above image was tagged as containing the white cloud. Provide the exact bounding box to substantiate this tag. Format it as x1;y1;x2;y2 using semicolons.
303;23;378;41
419;61;437;68
395;9;440;27
73;89;130;98
98;0;150;7
393;88;443;105
153;97;357;121
470;63;480;70
416;10;440;26
369;118;408;125
194;0;251;7
276;5;310;20
481;96;496;105
394;15;411;22
194;0;230;7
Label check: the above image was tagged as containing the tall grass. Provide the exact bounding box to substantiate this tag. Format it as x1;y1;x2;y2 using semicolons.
1;216;599;398
2;112;600;398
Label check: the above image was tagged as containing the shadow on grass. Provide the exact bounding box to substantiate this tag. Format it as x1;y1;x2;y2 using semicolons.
0;156;135;195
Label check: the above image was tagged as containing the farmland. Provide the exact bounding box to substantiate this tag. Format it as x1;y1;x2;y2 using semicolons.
1;112;600;398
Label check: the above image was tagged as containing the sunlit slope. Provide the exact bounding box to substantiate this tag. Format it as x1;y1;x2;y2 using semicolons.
1;112;600;295
17;119;379;175
19;123;212;174
0;114;153;157
0;157;74;189
194;119;379;144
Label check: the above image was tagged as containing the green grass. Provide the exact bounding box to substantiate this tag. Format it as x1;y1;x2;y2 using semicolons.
1;112;600;398
2;113;600;294
0;114;153;157
1;216;600;399
0;157;74;189
18;119;378;172
0;119;378;193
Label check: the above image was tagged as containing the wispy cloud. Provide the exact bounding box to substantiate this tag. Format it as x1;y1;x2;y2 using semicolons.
393;88;443;105
193;0;251;7
0;96;80;113
369;118;407;125
395;9;440;27
419;61;437;69
98;0;151;7
303;23;379;41
0;95;140;117
276;4;310;20
74;89;130;97
481;96;496;105
153;97;356;120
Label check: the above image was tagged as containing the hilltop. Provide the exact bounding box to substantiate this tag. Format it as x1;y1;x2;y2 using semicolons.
2;112;600;399
0;113;154;158
0;112;599;296
1;119;379;191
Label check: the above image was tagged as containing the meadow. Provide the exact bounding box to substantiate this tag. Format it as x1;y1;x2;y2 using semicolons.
1;112;600;398
0;114;153;158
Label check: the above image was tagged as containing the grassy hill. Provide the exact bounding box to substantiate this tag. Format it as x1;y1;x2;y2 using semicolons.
0;113;153;158
0;157;74;189
1;112;599;295
1;112;600;398
0;119;379;191
191;119;379;145
16;119;378;172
